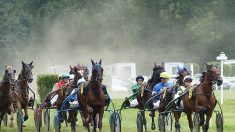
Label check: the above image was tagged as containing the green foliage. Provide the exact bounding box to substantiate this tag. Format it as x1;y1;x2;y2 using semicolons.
37;74;58;101
0;0;235;67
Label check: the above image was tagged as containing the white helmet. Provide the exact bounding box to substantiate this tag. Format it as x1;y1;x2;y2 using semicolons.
183;76;192;82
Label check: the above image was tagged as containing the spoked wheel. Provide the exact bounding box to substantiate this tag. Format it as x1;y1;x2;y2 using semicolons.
158;114;165;132
53;112;61;132
109;112;121;132
3;113;8;126
193;113;200;132
0;113;2;127
216;112;223;132
165;113;173;132
43;109;50;131
136;112;144;132
35;109;42;132
16;110;23;132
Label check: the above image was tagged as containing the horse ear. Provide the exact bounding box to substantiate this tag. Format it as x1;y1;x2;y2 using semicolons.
91;59;95;66
154;62;156;67
70;65;73;70
99;59;102;65
29;61;33;66
22;61;25;66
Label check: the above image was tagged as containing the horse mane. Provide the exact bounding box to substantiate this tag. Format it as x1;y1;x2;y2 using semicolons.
151;65;165;84
200;64;214;83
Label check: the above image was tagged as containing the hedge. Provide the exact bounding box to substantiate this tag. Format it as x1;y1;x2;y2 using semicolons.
37;74;58;101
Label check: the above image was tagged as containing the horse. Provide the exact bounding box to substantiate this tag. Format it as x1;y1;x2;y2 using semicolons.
0;65;16;127
182;64;223;132
64;65;83;132
84;59;105;132
14;61;34;123
157;67;190;131
135;63;165;131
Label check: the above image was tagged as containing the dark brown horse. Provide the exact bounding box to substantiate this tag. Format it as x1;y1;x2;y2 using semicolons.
136;63;165;131
14;61;34;122
0;65;16;127
183;64;222;132
85;59;105;132
157;67;190;131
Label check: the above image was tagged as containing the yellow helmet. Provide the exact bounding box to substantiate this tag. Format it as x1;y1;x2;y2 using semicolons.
160;72;170;79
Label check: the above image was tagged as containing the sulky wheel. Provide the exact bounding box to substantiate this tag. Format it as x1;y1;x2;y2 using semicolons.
165;113;173;132
35;109;41;132
16;110;23;132
3;113;8;127
53;112;61;132
136;112;144;132
43;109;50;131
109;112;121;132
0;112;2;127
216;112;223;132
193;113;200;132
158;114;165;132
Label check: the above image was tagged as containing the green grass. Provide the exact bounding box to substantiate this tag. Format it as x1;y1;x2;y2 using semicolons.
1;90;235;132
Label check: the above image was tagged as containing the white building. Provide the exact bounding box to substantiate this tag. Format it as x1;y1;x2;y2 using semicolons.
104;63;136;92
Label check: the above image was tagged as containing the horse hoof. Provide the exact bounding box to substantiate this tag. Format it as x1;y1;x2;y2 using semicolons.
24;116;28;121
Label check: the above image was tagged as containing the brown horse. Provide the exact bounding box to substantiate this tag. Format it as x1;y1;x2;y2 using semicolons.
0;65;16;127
183;64;222;132
84;59;105;132
14;61;34;123
136;63;165;131
65;65;83;132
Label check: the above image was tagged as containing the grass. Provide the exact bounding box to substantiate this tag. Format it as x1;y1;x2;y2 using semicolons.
1;89;235;132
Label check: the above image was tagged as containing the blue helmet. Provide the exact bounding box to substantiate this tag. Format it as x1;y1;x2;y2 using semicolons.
177;65;188;74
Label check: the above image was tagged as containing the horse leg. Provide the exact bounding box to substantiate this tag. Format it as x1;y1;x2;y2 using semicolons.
150;110;156;130
199;113;205;126
9;103;15;127
186;112;193;132
202;112;212;132
174;112;181;131
98;107;104;132
23;106;29;121
70;112;76;132
141;111;148;132
92;110;97;132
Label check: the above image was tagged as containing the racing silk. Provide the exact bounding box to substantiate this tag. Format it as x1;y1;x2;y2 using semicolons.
131;83;140;99
55;80;67;90
152;82;172;96
178;86;186;95
132;83;140;93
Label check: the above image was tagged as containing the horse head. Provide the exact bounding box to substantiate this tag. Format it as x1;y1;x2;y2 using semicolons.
3;65;16;83
91;59;103;84
148;63;165;90
69;65;82;79
205;63;223;86
20;61;34;83
159;86;175;112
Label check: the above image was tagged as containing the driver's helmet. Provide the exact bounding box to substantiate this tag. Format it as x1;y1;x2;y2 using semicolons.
177;65;188;74
136;75;144;82
183;76;192;82
160;72;170;79
59;73;70;80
